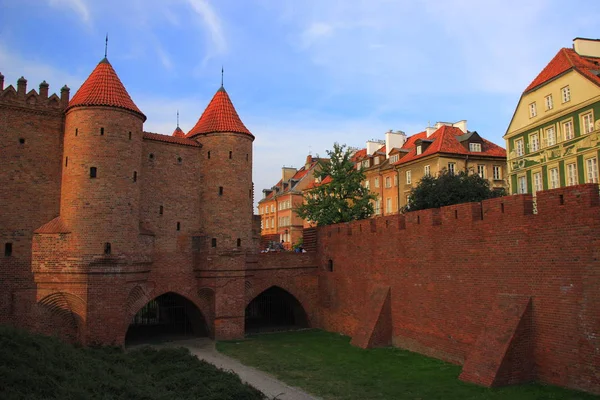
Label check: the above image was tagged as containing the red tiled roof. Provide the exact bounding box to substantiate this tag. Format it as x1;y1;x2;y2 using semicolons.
35;217;70;234
187;86;252;138
172;127;185;138
351;148;367;162
143;131;201;147
394;125;505;165
67;58;145;120
305;175;332;190
524;48;600;93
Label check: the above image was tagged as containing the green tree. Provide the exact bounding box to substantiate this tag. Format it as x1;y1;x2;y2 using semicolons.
404;169;506;212
295;143;377;226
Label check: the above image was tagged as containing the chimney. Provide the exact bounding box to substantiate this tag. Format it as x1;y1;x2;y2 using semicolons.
452;120;468;133
385;130;407;158
305;154;313;170
282;166;297;183
573;37;600;58
426;126;436;137
17;76;27;97
61;85;70;107
0;72;4;91
39;81;49;99
366;140;385;156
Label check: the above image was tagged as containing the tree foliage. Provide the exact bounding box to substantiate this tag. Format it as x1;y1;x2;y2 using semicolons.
404;170;506;212
295;143;377;226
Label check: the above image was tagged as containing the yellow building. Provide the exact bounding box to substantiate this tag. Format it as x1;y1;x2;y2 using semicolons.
355;122;507;213
504;37;600;194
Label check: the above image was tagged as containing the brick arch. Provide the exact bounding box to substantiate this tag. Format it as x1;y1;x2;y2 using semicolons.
121;287;212;342
245;283;311;324
37;292;86;341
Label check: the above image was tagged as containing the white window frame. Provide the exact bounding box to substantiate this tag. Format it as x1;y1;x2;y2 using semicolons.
562;120;574;141
530;133;539;152
545;126;556;147
393;174;398;186
416;145;422;155
375;199;381;215
469;143;482;152
406;170;412;184
448;163;456;175
582;111;594;134
549;167;559;189
533;171;543;195
385;176;391;188
529;102;537;118
545;94;553;110
374;157;380;165
374;177;380;188
365;180;370;190
493;165;502;180
567;162;577;186
424;165;431;176
586;157;598;183
477;165;485;179
561;86;570;103
515;138;524;157
390;154;399;163
386;197;392;214
518;176;527;194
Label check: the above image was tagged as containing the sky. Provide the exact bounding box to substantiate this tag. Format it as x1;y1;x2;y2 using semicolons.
1;0;599;209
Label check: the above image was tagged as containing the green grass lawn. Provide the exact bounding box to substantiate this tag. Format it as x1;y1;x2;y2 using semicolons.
0;325;265;400
217;329;598;400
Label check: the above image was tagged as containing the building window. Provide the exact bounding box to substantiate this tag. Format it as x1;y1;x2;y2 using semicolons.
271;205;274;213
390;154;399;163
374;177;380;188
530;133;539;152
469;143;482;152
365;180;370;190
515;138;524;157
477;165;485;178
385;176;391;188
237;238;241;247
586;157;598;183
406;170;412;184
265;218;269;229
549;167;559;189
533;172;543;195
416;145;422;155
133;171;137;182
529;102;537;118
582;112;594;134
90;167;97;178
393;174;398;186
271;217;274;228
563;120;574;140
518;176;527;194
374;157;380;165
561;86;570;103
100;127;104;135
4;243;12;257
104;242;111;255
362;160;369;168
177;222;181;231
545;94;553;110
159;205;164;215
567;163;577;186
211;238;217;248
493;165;502;180
545;126;556;147
448;163;456;175
219;186;223;196
424;165;430;176
375;199;381;214
386;197;392;213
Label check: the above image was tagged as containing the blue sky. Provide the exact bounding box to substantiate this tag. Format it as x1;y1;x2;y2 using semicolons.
1;0;599;208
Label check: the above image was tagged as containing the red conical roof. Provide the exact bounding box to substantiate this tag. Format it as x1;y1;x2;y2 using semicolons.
187;86;252;138
172;126;185;137
67;58;146;120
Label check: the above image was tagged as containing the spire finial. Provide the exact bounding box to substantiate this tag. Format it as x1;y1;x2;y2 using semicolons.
105;34;108;58
221;66;224;87
177;110;180;128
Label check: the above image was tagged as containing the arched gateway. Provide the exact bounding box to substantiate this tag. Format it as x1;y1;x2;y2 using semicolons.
125;292;208;345
245;286;309;334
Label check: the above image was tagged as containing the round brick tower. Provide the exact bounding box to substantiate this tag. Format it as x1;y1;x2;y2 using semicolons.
60;58;146;256
187;85;254;252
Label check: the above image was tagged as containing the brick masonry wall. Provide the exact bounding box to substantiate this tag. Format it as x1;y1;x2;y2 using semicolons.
316;184;600;394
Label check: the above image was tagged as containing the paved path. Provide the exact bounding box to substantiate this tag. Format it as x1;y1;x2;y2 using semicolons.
154;338;320;400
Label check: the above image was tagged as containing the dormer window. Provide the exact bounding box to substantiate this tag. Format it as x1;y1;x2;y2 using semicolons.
390;154;399;163
374;157;380;165
416;145;422;155
362;160;369;168
469;143;482;152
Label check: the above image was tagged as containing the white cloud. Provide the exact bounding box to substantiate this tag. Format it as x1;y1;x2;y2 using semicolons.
48;0;90;24
185;0;227;56
301;22;334;49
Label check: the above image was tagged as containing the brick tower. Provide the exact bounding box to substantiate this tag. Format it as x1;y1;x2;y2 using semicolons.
187;84;254;339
